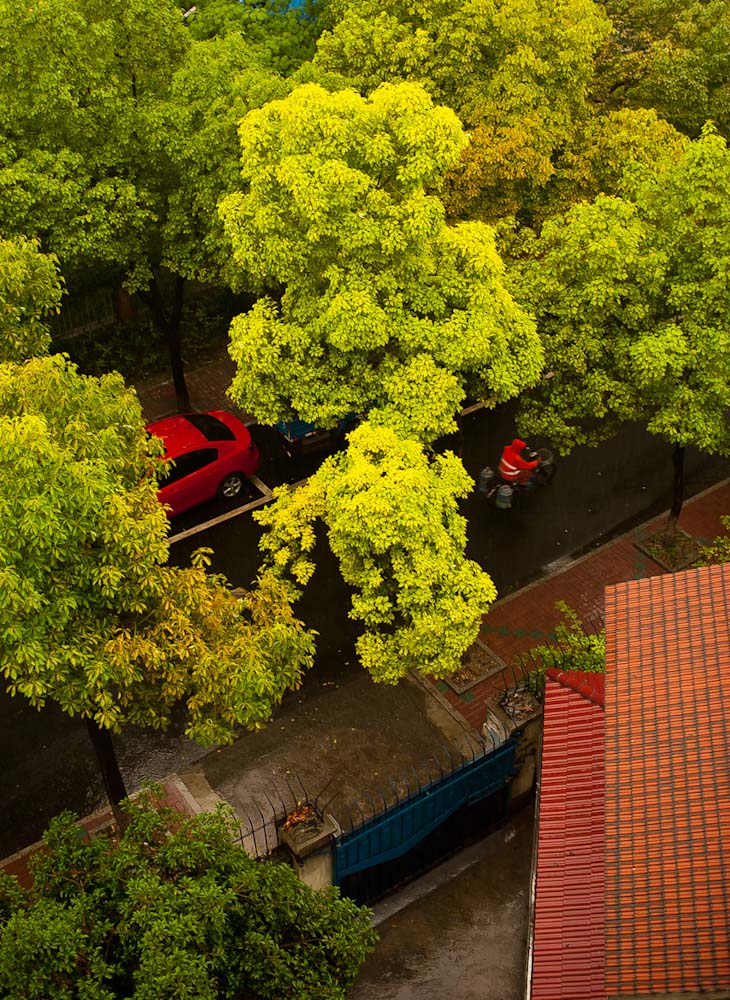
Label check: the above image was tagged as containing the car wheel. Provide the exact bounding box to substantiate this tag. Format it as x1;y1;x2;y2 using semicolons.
218;472;245;500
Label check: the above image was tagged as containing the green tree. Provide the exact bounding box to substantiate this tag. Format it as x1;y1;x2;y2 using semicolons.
182;0;324;75
0;0;286;409
514;126;730;533
312;0;610;220
0;791;376;1000
220;81;542;437
0;238;64;363
0;354;314;821
596;0;730;141
257;422;497;681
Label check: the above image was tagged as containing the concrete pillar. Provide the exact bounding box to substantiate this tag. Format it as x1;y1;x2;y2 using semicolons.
280;813;341;891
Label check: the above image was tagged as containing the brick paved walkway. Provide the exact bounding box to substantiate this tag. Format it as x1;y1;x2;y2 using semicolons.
437;480;730;733
135;347;252;424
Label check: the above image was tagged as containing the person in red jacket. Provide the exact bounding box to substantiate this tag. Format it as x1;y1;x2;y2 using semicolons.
498;438;539;485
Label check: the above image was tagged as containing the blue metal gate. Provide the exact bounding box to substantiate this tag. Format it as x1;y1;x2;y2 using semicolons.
333;739;517;885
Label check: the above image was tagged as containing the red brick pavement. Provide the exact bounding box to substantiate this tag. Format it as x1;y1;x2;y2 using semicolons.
437;480;730;733
134;348;253;424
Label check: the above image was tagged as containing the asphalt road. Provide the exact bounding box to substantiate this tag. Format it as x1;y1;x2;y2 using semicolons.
1;405;728;858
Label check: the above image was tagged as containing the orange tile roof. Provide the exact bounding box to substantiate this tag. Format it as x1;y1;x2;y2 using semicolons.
530;670;605;1000
604;564;730;997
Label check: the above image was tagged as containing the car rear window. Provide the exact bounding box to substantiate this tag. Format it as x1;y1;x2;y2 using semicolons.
184;413;236;441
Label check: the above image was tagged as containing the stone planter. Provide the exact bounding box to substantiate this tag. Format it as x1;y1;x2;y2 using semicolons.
279;810;340;891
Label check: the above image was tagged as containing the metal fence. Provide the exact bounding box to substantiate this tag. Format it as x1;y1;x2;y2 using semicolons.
332;738;517;887
49;289;121;340
229;772;336;860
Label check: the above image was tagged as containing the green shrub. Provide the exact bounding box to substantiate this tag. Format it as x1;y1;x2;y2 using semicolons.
0;789;377;1000
695;515;730;567
520;601;605;698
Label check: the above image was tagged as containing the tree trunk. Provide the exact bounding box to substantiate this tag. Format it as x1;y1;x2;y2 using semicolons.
665;442;685;539
141;274;190;412
85;718;129;833
114;282;136;323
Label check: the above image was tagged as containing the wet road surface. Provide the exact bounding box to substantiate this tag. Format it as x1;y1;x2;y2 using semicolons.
350;804;535;1000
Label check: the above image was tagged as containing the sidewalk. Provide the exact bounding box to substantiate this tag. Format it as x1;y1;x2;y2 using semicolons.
134;347;250;424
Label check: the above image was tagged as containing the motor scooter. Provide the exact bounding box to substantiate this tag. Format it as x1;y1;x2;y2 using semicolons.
478;447;556;509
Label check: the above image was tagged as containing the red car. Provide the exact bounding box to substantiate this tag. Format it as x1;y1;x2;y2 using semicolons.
146;410;260;517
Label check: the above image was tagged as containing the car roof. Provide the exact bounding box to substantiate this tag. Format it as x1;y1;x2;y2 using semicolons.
147;414;207;455
147;410;249;455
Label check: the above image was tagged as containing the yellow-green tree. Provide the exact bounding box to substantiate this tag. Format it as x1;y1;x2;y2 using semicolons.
220;81;542;437
0;238;64;363
257;423;497;681
221;82;541;678
312;0;610;219
0;355;314;820
515;127;730;534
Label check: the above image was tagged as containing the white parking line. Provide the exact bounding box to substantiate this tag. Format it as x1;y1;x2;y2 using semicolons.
247;474;273;498
168;476;309;545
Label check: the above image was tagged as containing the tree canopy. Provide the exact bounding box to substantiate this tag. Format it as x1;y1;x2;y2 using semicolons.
0;238;64;363
514;127;730;523
312;0;611;219
0;792;376;1000
221;81;542;439
0;353;315;744
0;0;290;408
0;0;188;282
220;81;542;675
257;422;497;680
182;0;324;75
596;0;730;141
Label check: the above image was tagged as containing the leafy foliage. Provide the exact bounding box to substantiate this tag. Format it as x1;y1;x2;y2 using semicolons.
182;0;325;75
521;602;605;697
0;0;189;284
514;127;730;464
256;422;497;681
160;32;290;289
0;0;290;397
694;515;730;567
596;0;730;140
314;0;610;219
222;81;542;439
0;355;315;743
0;238;64;363
532;107;689;222
0;791;376;999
